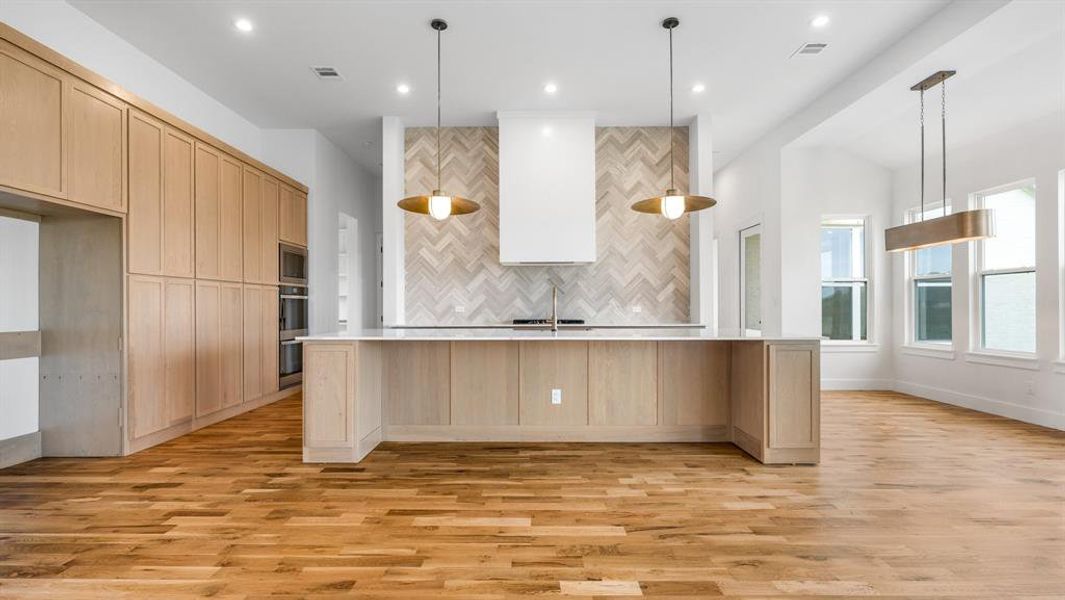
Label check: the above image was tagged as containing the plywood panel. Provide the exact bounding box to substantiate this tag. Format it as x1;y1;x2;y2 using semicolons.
659;341;730;427
304;343;354;447
220;155;243;281
589;341;657;426
260;176;279;284
164;278;195;426
220;282;244;409
768;343;819;450
66;81;125;211
385;342;450;426
128;275;165;439
730;341;766;448
0;40;64;197
242;167;262;283
450;341;519;426
127;109;164;275
242;284;263;402
261;285;279;395
162;128;194;277
519;341;588;426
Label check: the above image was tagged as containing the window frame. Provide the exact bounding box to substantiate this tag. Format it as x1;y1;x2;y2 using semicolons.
820;214;873;345
904;201;953;349
970;179;1038;357
739;223;763;336
1058;170;1065;369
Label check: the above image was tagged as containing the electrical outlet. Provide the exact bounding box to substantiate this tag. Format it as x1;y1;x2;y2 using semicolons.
631;305;642;314
1026;380;1036;396
454;305;465;313
551;388;562;405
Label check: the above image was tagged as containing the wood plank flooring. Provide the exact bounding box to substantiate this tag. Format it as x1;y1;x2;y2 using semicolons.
1;391;1063;598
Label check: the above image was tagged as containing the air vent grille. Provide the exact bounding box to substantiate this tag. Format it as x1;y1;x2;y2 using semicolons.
791;43;828;57
311;66;343;80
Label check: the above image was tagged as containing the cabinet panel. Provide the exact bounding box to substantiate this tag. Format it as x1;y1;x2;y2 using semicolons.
66;81;126;212
195;280;244;416
295;192;308;246
242;167;262;283
128;275;165;439
194;144;221;280
0;40;65;197
162;129;195;277
768;343;819;450
304;343;354;447
589;341;657;426
261;177;279;284
243;284;263;401
659;342;730;427
450;341;520;426
385;342;450;425
128;110;164;275
164;278;196;425
519;341;588;426
220;156;243;281
261;285;279;395
279;184;296;244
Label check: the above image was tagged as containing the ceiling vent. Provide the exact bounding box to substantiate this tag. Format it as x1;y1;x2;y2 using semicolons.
311;66;343;80
791;43;828;58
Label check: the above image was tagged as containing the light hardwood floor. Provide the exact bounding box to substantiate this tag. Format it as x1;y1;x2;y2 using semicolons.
0;391;1063;598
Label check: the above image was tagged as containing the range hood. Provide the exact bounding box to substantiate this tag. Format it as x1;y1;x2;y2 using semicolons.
497;111;596;264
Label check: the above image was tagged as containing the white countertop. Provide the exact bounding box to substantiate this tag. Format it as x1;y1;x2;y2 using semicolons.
298;327;820;342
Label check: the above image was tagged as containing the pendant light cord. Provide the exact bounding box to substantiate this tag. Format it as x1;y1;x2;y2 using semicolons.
919;88;925;222
436;24;442;191
941;79;947;218
668;23;675;191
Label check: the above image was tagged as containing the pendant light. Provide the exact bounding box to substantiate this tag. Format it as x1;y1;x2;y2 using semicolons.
885;71;992;252
630;17;716;220
397;19;480;220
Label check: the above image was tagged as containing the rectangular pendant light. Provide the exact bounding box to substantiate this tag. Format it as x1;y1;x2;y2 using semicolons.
885;208;994;253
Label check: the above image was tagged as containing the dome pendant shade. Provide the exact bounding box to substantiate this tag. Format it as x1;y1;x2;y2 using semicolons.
630;17;716;219
397;19;480;219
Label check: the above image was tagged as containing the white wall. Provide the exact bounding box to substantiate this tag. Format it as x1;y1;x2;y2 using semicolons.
262;130;381;333
0;0;263;159
0;216;39;441
890;111;1065;429
783;147;895;388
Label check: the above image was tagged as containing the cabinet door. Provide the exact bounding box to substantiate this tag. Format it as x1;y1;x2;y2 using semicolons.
261;177;279;284
767;342;820;452
0;40;65;198
295;191;308;246
128;275;166;439
220;282;244;408
164;278;196;425
261;285;279;395
243;285;263;401
194;144;222;280
195;280;223;416
128;109;164;275
242;167;262;283
220;156;243;281
66;80;126;212
163;129;195;278
279;184;296;244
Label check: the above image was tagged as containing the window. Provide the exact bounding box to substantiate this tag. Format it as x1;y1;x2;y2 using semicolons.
821;217;868;341
975;182;1037;354
740;224;762;335
907;204;952;345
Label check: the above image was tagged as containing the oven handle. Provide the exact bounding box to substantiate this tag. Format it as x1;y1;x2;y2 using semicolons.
280;294;309;300
280;340;301;346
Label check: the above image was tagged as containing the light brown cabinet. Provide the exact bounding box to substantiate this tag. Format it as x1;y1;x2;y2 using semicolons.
195;143;243;281
241;167;263;282
66;80;126;212
195;280;243;417
279;185;307;247
261;176;280;284
128;109;195;277
0;40;65;198
242;284;279;402
127;275;196;440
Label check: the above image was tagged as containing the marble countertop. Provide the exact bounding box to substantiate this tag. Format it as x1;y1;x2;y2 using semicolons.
298;326;820;343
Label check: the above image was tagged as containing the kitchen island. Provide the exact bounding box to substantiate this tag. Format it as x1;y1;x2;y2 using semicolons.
298;329;820;465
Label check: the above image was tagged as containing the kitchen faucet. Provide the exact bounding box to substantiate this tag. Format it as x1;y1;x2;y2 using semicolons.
550;284;560;332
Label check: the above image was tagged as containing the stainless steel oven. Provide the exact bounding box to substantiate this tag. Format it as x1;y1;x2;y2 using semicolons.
279;284;308;389
279;243;307;286
279;339;303;388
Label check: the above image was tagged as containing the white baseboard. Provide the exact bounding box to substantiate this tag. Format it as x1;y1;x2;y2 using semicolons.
821;378;894;391
894;380;1065;430
0;430;42;469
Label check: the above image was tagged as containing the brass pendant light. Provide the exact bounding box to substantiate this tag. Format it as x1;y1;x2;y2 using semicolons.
885;71;993;252
631;17;716;220
397;19;480;220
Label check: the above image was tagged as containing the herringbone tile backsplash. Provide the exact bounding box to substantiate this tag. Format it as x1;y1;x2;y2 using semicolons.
405;126;689;325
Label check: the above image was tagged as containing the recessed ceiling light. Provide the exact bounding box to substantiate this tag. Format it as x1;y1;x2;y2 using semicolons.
811;15;830;28
234;18;254;33
396;83;411;95
543;82;558;95
691;83;706;94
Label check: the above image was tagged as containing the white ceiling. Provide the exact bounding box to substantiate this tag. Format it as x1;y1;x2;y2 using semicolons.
68;0;948;173
795;0;1065;169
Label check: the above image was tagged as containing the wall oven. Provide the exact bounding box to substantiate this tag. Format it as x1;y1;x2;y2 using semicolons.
279;243;308;286
279;284;307;389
